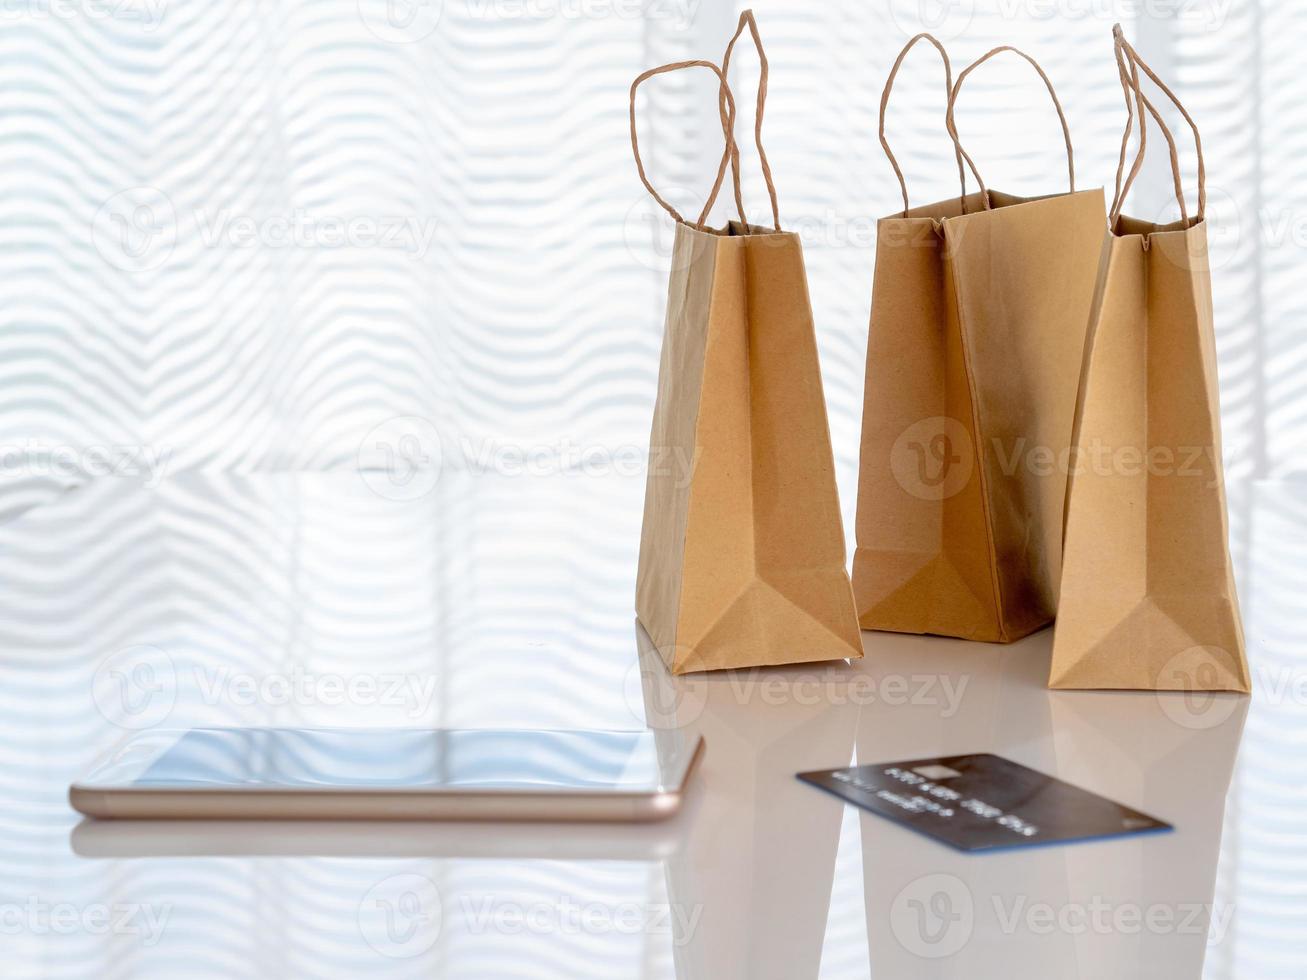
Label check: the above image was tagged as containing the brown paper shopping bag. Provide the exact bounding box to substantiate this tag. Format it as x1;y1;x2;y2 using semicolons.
853;38;1107;642
1048;29;1250;692
630;14;861;675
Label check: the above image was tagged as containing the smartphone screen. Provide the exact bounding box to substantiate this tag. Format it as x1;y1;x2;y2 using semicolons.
83;728;688;793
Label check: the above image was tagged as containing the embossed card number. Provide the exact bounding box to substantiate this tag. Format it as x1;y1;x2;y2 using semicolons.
798;753;1171;853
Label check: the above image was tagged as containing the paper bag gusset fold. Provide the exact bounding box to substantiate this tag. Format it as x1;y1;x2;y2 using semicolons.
854;37;1106;642
1049;27;1250;692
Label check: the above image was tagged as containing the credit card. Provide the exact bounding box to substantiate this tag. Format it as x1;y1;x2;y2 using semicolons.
798;753;1171;853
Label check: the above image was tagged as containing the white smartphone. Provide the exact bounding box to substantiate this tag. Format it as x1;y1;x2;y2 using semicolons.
70;727;704;823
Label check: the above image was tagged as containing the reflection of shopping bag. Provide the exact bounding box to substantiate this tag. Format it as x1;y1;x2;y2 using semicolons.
1046;689;1247;976
1049;28;1250;691
632;624;857;979
854;37;1106;642
631;13;861;675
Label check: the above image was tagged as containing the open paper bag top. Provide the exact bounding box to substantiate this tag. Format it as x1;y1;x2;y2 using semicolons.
629;11;792;241
877;34;1093;227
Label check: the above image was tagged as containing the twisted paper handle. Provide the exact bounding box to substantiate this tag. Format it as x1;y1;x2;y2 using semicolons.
945;45;1076;213
1110;24;1205;224
630;10;782;231
720;9;781;230
630;59;744;230
879;33;975;217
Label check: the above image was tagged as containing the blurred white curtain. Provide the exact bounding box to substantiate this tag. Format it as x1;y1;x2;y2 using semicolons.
1;0;1301;524
0;3;1302;976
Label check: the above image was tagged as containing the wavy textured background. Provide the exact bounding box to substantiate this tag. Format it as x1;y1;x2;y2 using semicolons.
0;0;1300;525
0;1;1304;977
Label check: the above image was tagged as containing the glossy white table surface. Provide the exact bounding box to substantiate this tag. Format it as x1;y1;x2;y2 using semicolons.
0;471;1301;979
